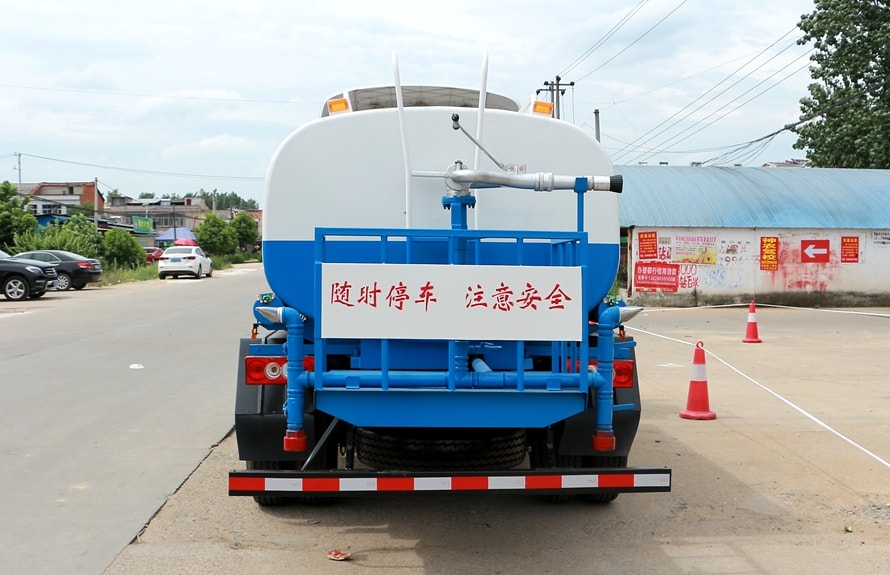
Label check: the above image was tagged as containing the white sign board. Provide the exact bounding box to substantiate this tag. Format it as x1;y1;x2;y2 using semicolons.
321;263;583;341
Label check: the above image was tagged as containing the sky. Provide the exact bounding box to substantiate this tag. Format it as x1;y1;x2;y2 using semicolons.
0;0;816;208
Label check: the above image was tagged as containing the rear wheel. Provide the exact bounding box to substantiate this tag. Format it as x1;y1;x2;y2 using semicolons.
354;428;527;471
529;428;625;504
55;273;71;291
246;460;295;506
581;456;627;504
248;416;340;507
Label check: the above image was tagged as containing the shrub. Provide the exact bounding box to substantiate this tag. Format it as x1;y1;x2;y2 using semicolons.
13;213;103;258
102;228;145;270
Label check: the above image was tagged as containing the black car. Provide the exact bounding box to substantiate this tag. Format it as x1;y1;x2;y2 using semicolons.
0;249;59;301
12;249;103;291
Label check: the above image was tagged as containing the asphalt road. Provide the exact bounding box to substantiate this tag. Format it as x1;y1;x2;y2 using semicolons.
0;263;269;575
104;302;890;575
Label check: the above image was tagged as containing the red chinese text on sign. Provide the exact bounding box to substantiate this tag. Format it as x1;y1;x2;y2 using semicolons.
760;236;779;271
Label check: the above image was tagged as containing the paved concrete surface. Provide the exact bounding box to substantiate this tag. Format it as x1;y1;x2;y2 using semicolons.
100;303;890;575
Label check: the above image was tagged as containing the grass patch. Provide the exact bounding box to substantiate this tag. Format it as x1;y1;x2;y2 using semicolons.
97;259;238;287
98;264;161;286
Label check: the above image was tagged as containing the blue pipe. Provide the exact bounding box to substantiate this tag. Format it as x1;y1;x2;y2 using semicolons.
280;306;309;452
306;369;586;390
443;194;475;390
592;303;619;451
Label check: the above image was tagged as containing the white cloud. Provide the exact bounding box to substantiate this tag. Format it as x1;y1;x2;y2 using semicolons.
0;0;818;204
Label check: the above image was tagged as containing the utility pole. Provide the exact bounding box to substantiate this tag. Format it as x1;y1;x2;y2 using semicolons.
540;76;574;120
594;109;601;142
16;152;22;192
94;177;99;231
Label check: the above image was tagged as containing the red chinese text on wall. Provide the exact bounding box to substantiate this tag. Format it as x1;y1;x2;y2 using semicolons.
633;261;680;292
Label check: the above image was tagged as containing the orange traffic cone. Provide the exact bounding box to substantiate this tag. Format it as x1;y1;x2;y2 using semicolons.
742;300;762;343
680;341;716;420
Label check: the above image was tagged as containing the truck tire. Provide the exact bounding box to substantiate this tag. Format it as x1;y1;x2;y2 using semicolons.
246;460;294;506
580;455;627;504
246;457;338;507
529;430;627;504
354;428;527;471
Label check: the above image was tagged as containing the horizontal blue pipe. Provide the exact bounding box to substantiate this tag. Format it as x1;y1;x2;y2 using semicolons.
303;370;594;391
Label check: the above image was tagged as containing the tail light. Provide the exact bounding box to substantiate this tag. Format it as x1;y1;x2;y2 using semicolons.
611;360;635;388
245;356;287;385
244;356;315;385
77;262;93;269
586;359;636;388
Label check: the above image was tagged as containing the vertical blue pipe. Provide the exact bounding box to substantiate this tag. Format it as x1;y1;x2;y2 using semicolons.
282;306;308;451
593;303;618;450
443;195;475;390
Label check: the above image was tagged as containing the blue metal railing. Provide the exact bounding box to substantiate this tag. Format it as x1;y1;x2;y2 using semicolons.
311;227;590;394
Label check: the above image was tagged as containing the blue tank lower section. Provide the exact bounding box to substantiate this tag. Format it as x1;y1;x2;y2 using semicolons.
258;231;624;432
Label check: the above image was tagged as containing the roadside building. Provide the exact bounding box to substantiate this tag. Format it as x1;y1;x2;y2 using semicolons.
618;165;890;307
105;195;208;234
20;181;104;218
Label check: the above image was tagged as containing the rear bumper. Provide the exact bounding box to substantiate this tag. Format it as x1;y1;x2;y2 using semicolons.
159;263;199;274
229;467;671;497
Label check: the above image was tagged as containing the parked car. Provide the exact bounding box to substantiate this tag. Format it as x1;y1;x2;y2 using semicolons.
144;247;163;263
12;249;103;291
158;246;213;279
0;249;58;301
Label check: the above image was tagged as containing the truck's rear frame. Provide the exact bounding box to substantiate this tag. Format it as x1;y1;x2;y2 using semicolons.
231;177;671;501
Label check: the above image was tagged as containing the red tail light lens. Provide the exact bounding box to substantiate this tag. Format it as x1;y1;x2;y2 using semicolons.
587;359;635;388
245;356;287;385
612;360;635;388
244;356;315;384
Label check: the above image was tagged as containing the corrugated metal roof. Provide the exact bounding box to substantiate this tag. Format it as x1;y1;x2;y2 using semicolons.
616;165;890;228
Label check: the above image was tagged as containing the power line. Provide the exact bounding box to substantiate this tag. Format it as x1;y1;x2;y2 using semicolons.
700;75;890;166
611;27;802;163
630;52;812;165
574;0;689;84
559;0;650;77
18;153;263;182
0;83;311;106
601;133;755;156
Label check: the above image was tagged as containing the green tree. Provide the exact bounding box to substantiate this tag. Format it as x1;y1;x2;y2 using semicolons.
195;212;237;255
18;213;104;256
192;189;259;210
102;228;144;270
138;192;156;199
229;212;259;252
0;180;38;249
13;214;104;257
792;0;890;167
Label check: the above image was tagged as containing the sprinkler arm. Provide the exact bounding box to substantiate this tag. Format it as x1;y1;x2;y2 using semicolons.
446;168;622;194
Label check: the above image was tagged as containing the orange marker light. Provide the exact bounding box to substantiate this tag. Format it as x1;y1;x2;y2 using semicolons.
327;98;350;114
532;100;553;116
